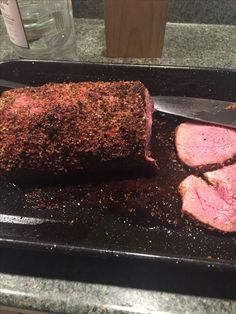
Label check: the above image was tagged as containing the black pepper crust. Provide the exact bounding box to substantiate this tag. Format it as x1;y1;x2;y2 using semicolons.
0;81;155;182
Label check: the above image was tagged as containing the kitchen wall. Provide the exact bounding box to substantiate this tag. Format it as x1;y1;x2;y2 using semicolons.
72;0;236;25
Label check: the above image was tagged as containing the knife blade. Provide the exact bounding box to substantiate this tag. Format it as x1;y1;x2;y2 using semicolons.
0;79;27;89
153;96;236;129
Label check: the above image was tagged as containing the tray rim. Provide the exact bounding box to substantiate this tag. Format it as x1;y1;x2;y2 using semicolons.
0;236;236;271
0;59;236;271
1;58;236;75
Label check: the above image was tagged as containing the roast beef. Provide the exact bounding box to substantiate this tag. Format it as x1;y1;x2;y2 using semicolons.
0;81;157;181
204;163;236;189
179;163;236;232
175;122;236;168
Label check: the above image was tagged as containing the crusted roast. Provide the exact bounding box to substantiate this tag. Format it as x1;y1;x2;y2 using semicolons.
0;81;157;181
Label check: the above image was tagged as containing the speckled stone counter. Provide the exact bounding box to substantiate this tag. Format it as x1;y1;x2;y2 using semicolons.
1;16;236;314
0;273;235;314
1;17;236;68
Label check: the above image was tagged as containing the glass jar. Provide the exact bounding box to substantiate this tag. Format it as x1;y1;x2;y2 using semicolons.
0;0;77;60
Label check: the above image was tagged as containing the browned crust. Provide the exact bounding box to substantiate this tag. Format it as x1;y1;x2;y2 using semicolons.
0;81;155;181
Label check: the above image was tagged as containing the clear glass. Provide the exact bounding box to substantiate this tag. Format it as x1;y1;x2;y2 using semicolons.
13;0;76;59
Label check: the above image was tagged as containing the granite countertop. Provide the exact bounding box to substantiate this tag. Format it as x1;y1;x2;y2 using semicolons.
73;19;236;68
1;17;236;314
1;17;236;68
0;272;235;314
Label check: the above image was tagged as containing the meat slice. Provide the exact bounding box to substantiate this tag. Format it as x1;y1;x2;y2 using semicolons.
175;123;236;168
204;163;236;189
179;163;236;232
0;81;157;181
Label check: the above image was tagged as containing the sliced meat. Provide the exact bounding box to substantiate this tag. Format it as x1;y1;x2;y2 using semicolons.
204;163;236;189
179;163;236;232
175;122;236;168
0;81;157;181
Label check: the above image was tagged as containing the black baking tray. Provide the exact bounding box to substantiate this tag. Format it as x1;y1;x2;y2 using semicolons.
0;59;236;273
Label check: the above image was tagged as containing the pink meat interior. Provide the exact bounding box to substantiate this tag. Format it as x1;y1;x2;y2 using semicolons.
179;166;236;232
144;88;157;167
176;122;236;168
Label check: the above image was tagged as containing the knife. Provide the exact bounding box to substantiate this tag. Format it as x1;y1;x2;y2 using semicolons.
1;79;236;129
154;96;236;129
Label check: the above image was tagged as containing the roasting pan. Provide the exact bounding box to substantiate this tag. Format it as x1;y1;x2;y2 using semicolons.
0;59;236;276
